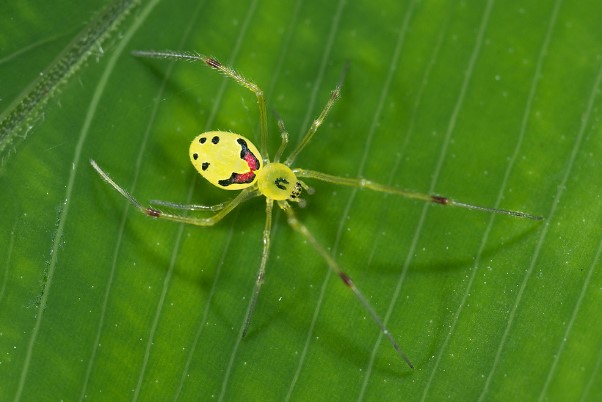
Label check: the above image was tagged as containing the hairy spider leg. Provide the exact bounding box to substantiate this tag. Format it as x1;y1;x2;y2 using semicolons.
293;169;543;220
284;62;349;166
272;110;290;163
149;199;233;212
280;200;414;369
90;160;259;225
242;198;274;338
132;50;270;162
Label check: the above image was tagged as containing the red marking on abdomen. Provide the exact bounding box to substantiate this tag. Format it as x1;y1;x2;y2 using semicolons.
243;151;259;171
217;138;261;187
231;171;256;184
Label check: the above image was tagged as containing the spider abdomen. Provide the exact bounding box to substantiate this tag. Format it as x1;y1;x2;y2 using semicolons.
189;131;264;190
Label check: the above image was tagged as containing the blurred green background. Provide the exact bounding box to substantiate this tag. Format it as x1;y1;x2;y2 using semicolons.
1;0;601;400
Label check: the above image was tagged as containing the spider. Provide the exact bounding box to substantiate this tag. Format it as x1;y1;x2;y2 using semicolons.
90;50;543;369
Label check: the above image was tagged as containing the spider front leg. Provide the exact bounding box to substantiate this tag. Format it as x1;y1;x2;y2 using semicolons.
272;110;290;163
294;168;544;220
284;62;349;166
90;160;256;226
279;200;414;369
132;50;270;161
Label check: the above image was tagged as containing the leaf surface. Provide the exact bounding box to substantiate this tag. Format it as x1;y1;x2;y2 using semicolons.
1;0;601;401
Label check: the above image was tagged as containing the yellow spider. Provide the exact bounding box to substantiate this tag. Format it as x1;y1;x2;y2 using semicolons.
91;50;542;369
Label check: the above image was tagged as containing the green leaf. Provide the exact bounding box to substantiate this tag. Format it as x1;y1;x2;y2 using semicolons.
1;0;601;401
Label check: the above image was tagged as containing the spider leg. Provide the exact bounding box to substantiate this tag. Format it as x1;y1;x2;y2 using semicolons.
284;63;349;166
272;110;289;163
149;200;229;211
241;198;274;338
132;50;270;161
279;200;414;369
294;168;543;220
150;189;258;212
91;160;256;226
